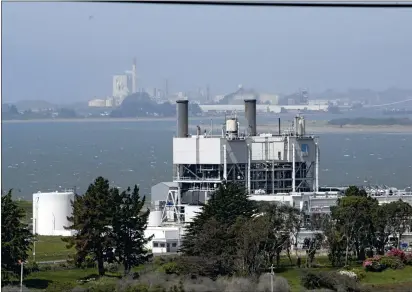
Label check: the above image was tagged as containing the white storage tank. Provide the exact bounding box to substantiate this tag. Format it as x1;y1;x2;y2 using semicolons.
148;210;162;227
33;191;75;236
226;118;238;133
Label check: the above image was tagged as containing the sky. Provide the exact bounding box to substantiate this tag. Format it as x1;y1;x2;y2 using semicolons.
2;3;412;103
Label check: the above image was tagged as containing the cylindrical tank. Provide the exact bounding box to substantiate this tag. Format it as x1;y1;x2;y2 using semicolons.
148;210;163;227
176;100;189;138
297;118;304;136
294;116;300;136
244;99;257;136
226;118;238;133
300;117;306;136
33;191;74;236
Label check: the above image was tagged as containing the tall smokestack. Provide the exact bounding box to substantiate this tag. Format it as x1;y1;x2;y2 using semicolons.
132;58;137;93
244;99;257;136
176;100;189;138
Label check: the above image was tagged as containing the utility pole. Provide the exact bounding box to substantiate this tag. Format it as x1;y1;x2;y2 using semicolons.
269;264;275;292
19;260;23;292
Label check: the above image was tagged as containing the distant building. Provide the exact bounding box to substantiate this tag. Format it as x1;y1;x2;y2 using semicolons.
88;99;107;107
113;75;131;100
259;93;279;105
105;97;115;107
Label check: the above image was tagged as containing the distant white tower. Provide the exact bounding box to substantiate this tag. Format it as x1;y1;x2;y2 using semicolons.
132;58;137;93
125;58;138;94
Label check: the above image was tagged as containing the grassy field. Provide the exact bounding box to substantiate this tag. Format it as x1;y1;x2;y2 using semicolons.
18;258;412;291
30;236;74;262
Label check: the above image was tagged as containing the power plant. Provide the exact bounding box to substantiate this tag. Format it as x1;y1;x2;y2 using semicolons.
171;99;319;207
30;98;412;253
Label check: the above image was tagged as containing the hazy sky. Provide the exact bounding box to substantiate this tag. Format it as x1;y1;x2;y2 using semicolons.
3;3;412;103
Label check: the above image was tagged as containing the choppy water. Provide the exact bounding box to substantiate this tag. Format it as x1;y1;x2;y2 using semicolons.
2;119;412;199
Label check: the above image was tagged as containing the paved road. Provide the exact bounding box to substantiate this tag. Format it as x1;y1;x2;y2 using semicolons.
36;253;180;265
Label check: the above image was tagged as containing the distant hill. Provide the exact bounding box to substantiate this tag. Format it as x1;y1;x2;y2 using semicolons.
314;88;412;104
13;100;57;111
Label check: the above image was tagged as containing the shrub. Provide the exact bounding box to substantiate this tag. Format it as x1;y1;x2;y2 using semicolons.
378;256;404;270
386;248;406;262
103;262;119;273
338;270;358;280
405;253;412;265
24;261;39;274
40;264;52;271
161;262;182;275
350;268;366;281
362;257;386;272
45;282;75;292
300;270;363;292
81;255;96;269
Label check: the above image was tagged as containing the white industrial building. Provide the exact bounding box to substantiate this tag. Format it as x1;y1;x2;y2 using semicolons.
32;191;75;236
145;99;412;254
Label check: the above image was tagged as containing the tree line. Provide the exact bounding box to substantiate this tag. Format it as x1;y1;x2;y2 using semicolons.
175;184;412;279
313;186;412;267
2;179;412;287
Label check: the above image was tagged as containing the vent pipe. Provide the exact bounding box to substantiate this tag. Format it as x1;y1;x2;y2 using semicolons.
244;99;257;136
278;117;281;136
176;100;189;137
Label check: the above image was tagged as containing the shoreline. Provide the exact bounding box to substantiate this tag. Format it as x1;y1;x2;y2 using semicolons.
3;118;412;134
2;117;177;123
258;124;412;134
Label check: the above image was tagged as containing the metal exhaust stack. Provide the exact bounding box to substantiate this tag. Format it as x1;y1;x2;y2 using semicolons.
244;99;257;136
176;100;189;137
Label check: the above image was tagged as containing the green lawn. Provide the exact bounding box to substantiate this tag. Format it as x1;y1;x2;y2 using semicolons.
21;262;412;291
29;236;74;262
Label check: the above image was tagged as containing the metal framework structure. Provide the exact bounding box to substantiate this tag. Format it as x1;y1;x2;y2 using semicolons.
168;99;320;221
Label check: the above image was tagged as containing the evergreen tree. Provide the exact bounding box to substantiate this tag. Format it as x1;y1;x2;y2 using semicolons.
179;182;256;277
1;190;33;284
111;185;153;275
180;182;256;256
63;177;114;276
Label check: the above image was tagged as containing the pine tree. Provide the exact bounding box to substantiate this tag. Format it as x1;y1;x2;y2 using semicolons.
1;190;33;283
62;177;114;276
111;185;153;275
179;183;256;276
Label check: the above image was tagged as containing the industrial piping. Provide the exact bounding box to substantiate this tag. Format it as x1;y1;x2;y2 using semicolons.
244;99;257;136
176;100;189;138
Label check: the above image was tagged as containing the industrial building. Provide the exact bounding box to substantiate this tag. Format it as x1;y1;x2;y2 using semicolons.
88;58;138;108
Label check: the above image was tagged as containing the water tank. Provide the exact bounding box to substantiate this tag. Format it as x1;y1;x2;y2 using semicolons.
33;191;75;236
148;210;163;227
226;118;238;133
300;117;306;135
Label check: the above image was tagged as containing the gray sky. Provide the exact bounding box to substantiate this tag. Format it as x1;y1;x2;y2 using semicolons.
2;3;412;103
